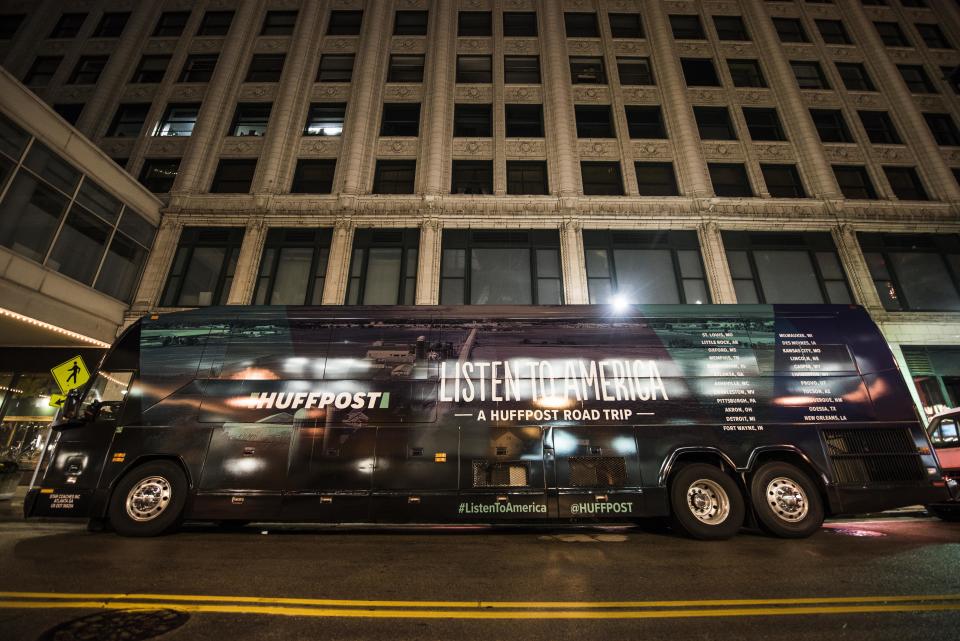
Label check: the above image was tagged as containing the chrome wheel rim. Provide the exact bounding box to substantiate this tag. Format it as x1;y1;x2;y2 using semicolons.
765;476;809;523
686;479;730;525
125;476;172;522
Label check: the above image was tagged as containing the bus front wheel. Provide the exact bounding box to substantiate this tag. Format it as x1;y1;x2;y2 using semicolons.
108;461;187;537
749;462;824;538
669;463;745;540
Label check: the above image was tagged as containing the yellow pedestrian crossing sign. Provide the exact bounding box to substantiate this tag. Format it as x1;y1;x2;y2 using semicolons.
51;356;90;394
49;394;66;409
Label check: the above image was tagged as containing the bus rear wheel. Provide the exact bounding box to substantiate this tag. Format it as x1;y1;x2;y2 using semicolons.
749;462;824;538
669;463;745;540
108;461;187;537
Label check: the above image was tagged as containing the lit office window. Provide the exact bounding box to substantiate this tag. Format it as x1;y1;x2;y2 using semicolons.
859;232;960;312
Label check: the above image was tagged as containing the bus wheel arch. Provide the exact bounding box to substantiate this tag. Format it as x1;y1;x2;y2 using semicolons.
747;451;826;538
665;453;746;540
106;458;190;537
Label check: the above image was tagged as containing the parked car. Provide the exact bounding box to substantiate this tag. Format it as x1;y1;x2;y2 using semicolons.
926;408;960;522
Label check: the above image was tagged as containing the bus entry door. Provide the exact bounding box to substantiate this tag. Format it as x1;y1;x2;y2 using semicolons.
548;426;643;521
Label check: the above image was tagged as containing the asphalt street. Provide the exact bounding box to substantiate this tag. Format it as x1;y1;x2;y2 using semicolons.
0;492;958;641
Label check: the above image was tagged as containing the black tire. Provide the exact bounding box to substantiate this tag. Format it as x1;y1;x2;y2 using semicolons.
108;461;187;537
749;462;824;538
928;505;960;522
669;463;745;540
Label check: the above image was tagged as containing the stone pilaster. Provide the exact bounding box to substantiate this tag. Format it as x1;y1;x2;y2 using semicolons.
560;218;588;304
173;0;265;195
226;217;268;304
741;0;841;199
840;1;960;202
337;0;393;195
3;0;71;78
132;217;183;309
831;223;884;311
320;218;355;304
538;0;581;195
415;218;441;304
418;0;457;195
644;1;713;198
698;221;736;304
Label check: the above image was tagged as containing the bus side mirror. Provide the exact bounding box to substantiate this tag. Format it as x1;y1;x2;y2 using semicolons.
62;389;81;420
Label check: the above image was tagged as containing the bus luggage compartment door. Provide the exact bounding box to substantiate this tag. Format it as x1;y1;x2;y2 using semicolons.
457;426;551;521
549;426;642;521
372;426;460;522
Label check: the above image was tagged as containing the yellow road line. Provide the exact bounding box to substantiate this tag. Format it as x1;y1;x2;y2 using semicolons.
1;600;960;620
1;591;959;610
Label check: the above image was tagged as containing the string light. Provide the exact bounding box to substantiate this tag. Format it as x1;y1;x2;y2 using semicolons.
0;307;111;348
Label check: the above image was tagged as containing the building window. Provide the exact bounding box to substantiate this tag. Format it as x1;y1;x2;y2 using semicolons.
670;14;705;40
53;104;84;125
875;22;910;47
290;159;335;194
505;104;544;137
859;232;960;311
625;106;667;138
95;210;155;302
575;105;615;138
811;109;853;142
835;62;875;91
816;19;852;45
453;104;491;137
584;231;707;304
457;55;492;83
130;55;169;84
916;24;951;49
440;229;562;305
727;59;766;87
451;160;493;195
246;54;284;82
714;15;749;41
304;103;345;136
635;162;679;196
695;106;737;140
773;17;808;43
610;13;644;38
564;13;599;38
69;56;108;85
681;58;720;86
709;163;753;196
504;12;537;37
153;12;189;37
724;231;851;304
394;10;428;35
25;56;62;87
506;161;548;195
106;103;150;137
901;346;960;417
883;166;929;200
156;103;199;137
858;110;902;144
230;103;272;136
924;112;960;145
761;164;807;198
388;54;425;83
254;228;331;305
179;54;218;82
742;107;786;141
93;12;129;38
373;160;416;194
381;103;421;136
210;159;257;193
455;11;490;36
581;162;623;195
898;64;936;93
504;56;540;83
0;14;25;39
617;57;654;85
161;227;243;307
50;13;86;38
790;61;830;89
832;165;878;199
328;10;363;35
317;54;354;82
570;56;606;84
197;11;233;36
138;159;180;193
346;229;418;305
261;10;297;35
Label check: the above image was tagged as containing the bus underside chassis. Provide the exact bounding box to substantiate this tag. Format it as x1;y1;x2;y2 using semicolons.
667;461;825;540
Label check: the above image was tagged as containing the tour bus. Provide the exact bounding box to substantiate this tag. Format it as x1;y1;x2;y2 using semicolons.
24;304;954;539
